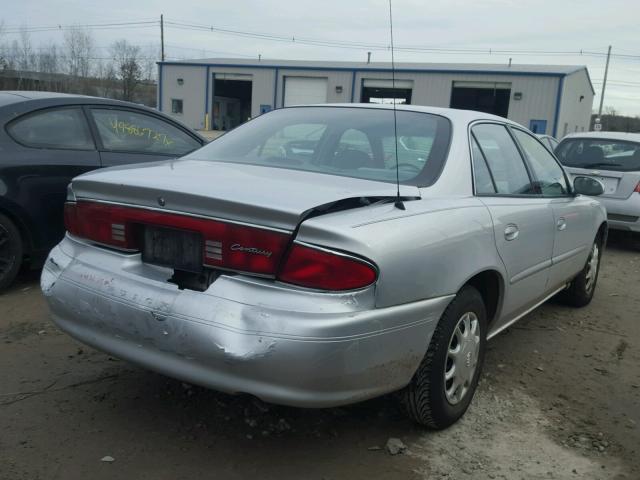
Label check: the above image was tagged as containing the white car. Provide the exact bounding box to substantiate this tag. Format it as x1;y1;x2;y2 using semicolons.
556;131;640;243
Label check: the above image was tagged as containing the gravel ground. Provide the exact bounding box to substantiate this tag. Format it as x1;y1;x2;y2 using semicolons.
1;232;639;480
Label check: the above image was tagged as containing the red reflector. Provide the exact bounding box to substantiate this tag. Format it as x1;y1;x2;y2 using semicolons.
65;201;290;275
634;182;640;193
278;243;377;291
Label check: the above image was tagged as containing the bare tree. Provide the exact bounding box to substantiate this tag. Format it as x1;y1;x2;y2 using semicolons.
64;26;94;77
110;39;142;101
17;27;34;71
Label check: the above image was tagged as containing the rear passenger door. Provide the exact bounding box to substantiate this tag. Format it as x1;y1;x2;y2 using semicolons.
510;128;594;289
471;123;556;326
4;106;100;252
87;107;203;166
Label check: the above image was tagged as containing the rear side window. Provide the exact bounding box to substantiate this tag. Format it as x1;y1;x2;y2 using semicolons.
90;108;201;156
7;107;94;150
512;129;569;196
471;136;496;194
556;138;640;172
471;124;535;195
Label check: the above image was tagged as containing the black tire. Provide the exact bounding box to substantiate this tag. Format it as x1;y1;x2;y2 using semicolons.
399;286;487;429
0;213;23;292
561;234;602;308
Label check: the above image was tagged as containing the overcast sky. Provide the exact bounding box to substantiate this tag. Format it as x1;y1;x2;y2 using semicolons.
2;0;640;116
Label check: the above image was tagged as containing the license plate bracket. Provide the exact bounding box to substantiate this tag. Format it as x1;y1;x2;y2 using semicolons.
142;225;203;273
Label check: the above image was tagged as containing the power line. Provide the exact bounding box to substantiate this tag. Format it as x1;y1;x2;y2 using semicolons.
3;18;640;61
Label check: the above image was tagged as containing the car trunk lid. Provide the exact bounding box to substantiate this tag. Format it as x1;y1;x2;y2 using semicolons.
71;159;420;231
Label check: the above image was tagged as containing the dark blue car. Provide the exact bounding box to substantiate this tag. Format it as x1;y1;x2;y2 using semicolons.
0;91;206;290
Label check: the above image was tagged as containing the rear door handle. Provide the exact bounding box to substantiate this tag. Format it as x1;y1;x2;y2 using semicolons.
504;224;519;241
557;217;567;231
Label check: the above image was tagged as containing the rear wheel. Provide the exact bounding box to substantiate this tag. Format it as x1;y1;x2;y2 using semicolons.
0;213;23;292
400;286;487;429
561;235;602;307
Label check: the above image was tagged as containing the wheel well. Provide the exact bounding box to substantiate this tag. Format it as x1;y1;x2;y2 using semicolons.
464;270;502;327
597;222;608;247
0;206;32;255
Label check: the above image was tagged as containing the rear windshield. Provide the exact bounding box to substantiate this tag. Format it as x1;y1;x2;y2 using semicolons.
188;106;451;186
556;138;640;172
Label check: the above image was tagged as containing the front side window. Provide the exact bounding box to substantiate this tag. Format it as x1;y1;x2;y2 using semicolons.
91;108;201;156
556;138;640;172
471;123;535;195
7;107;94;150
188;107;452;186
512;129;569;196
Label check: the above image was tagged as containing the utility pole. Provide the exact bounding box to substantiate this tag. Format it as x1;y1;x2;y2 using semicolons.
597;45;612;117
160;14;165;62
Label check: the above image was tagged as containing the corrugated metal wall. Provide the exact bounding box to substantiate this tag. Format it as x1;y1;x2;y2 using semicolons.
160;63;593;136
557;70;594;138
352;71;560;134
161;64;207;129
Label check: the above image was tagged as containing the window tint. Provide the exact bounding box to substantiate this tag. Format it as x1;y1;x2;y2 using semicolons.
257;123;327;162
7;107;94;150
556;138;640;172
471;136;496;194
190;107;452;185
472;124;535;195
91;109;201;156
512;129;568;196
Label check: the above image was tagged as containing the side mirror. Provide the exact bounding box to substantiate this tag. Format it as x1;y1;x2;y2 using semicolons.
573;176;605;196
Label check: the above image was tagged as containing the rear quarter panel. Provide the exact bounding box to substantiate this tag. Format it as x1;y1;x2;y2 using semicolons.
296;196;504;309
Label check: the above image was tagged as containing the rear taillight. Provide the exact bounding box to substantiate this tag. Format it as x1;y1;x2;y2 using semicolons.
634;182;640;193
278;243;377;291
64;201;290;275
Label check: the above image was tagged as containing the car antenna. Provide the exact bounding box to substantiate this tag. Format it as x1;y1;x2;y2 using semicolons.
388;0;405;210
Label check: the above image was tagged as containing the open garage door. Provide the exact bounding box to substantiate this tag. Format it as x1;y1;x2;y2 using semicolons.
361;79;413;104
213;73;252;130
284;77;328;106
450;81;511;118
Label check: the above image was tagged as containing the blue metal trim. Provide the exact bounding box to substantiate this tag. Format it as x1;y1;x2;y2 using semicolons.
350;70;356;102
552;76;564;137
204;66;210;116
158;61;567;78
158;63;163;111
210;71;215;129
273;67;279;108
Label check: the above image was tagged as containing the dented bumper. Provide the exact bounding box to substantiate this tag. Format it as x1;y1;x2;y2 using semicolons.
42;235;451;408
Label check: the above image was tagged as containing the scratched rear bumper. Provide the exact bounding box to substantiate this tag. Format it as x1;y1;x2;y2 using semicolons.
41;235;451;408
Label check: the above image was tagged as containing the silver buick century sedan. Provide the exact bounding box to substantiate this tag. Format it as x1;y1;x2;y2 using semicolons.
42;105;607;428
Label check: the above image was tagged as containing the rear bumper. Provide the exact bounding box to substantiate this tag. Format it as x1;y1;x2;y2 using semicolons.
600;194;640;232
42;235;451;408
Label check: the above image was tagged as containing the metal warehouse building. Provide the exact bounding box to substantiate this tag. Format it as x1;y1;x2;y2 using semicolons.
158;58;594;137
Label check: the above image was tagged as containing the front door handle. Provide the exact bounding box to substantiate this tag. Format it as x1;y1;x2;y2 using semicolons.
504;224;519;241
557;217;567;231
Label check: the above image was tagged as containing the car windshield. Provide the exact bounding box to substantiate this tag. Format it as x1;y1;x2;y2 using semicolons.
188;106;451;186
556;138;640;172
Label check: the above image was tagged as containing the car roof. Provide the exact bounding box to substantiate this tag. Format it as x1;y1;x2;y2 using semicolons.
0;90;153;110
562;131;640;143
288;103;520;126
0;91;205;141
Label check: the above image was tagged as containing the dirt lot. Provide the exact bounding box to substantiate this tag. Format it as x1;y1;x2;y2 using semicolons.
1;233;639;480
